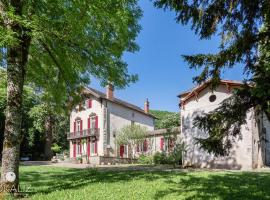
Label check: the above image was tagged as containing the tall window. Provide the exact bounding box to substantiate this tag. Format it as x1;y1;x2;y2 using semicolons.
77;142;81;155
90;116;96;129
90;142;95;155
76;120;81;132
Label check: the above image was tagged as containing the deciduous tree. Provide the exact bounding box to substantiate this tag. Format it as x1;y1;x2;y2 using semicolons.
116;124;147;158
0;0;141;191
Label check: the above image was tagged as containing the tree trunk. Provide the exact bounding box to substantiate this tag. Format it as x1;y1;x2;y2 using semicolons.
0;0;30;192
44;115;53;160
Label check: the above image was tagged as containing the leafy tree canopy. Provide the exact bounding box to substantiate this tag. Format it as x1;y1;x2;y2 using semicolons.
116;124;147;146
1;0;142;104
150;110;180;129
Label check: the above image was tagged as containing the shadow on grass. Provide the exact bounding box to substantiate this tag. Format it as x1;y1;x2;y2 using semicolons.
20;167;176;196
20;166;270;199
154;171;270;200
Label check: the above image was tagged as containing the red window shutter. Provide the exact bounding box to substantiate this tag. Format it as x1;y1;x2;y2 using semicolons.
80;120;83;136
160;138;164;150
120;145;124;158
94;141;98;154
87;99;92;108
88;118;90;129
143;140;148;152
73;143;76;158
87;140;90;157
73;121;76;135
95;116;98;128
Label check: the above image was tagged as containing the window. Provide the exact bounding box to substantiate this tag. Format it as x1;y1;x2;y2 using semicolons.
90;142;95;155
77;121;81;132
86;99;92;108
160;138;164;150
209;94;217;102
77;142;81;155
90;116;96;129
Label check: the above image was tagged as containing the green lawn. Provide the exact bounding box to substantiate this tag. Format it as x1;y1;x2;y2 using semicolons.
16;166;270;200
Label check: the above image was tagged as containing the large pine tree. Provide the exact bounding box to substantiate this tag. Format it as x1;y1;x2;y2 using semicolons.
154;0;270;155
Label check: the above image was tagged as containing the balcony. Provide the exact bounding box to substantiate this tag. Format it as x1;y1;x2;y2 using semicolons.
67;128;100;140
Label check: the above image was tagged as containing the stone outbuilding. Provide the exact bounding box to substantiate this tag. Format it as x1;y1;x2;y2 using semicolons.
178;80;270;169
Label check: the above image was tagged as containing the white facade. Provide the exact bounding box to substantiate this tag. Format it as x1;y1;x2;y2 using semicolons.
68;87;155;164
179;81;270;169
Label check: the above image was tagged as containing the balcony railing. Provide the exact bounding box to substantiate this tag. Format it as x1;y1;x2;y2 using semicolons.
67;128;100;140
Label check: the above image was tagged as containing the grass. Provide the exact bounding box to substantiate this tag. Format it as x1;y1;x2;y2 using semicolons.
12;166;270;199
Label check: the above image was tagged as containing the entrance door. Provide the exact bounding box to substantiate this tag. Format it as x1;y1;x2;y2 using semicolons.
120;145;124;158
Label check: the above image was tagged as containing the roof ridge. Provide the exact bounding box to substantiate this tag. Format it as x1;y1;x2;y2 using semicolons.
84;86;156;119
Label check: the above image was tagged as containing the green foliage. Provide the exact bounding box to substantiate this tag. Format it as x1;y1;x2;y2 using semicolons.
153;141;184;166
150;110;180;129
153;152;167;165
1;0;142;105
116;124;147;158
154;0;269;85
51;143;62;154
154;0;270;155
28;102;69;157
0;68;69;159
169;142;185;166
116;124;147;146
137;155;153;165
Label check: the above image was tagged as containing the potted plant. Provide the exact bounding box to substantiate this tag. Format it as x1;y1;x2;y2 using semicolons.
77;156;83;164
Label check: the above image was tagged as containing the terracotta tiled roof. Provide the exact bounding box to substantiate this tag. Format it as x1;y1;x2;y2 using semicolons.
82;87;157;119
177;79;245;102
147;127;180;137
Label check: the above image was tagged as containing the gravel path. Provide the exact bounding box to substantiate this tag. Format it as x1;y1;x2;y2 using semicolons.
20;161;270;172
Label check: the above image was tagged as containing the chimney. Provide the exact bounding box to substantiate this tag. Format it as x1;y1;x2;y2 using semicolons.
106;84;114;99
144;98;149;114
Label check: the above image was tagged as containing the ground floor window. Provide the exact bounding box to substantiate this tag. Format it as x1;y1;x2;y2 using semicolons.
89;140;97;156
77;142;81;155
90;142;95;155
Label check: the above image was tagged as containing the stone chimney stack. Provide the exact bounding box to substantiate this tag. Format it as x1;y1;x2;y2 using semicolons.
106;84;114;99
144;98;149;114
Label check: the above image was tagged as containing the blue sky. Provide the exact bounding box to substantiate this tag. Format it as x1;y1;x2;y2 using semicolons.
91;0;244;112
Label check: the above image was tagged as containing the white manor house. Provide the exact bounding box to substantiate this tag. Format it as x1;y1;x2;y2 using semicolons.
67;84;178;165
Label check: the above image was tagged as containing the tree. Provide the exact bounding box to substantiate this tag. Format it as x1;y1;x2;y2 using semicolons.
150;110;180;129
0;0;141;191
116;124;147;158
1;68;69;160
154;0;270;155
